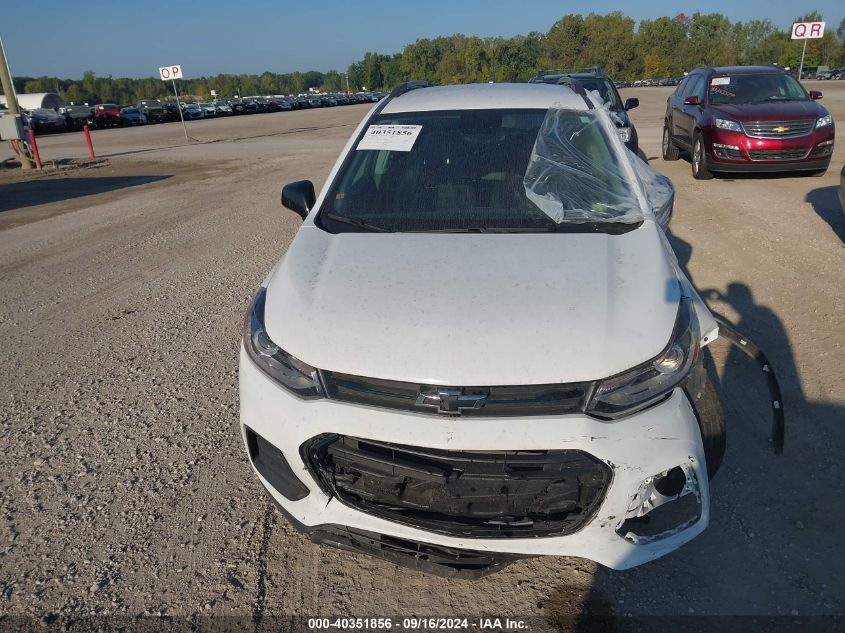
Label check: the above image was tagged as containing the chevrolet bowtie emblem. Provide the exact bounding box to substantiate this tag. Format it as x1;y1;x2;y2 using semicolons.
415;387;489;414
772;126;790;133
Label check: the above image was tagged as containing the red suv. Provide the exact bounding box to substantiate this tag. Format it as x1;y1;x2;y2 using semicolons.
663;65;834;179
92;103;121;128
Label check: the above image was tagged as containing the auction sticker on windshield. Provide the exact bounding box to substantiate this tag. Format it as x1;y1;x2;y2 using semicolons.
357;125;422;151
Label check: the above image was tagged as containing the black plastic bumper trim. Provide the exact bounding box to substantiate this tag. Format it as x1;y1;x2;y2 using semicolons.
245;427;310;501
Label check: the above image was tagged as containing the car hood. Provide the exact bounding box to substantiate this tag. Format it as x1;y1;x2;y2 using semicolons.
262;223;681;385
31;109;62;121
710;100;824;122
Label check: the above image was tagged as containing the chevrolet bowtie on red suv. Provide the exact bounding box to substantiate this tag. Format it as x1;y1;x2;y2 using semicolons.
663;65;834;179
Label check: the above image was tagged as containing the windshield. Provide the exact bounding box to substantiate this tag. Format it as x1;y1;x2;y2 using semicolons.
709;73;808;104
318;108;641;233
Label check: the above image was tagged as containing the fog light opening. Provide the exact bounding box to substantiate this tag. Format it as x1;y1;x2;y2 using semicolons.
654;466;686;497
617;463;701;544
712;143;742;160
245;426;310;501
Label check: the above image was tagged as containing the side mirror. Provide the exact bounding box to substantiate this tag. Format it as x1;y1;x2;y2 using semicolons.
809;90;823;100
624;97;639;111
281;180;315;220
683;95;700;106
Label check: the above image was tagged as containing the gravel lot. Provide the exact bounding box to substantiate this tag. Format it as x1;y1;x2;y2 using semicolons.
1;83;843;632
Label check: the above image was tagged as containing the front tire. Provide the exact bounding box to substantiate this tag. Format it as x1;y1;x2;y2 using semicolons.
692;133;713;180
662;124;680;161
690;378;726;480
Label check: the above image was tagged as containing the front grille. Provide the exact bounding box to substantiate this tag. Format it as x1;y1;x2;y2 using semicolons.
741;120;815;139
304;435;612;538
320;371;593;417
748;148;809;161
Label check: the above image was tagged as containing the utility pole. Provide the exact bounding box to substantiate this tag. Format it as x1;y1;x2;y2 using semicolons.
0;33;32;169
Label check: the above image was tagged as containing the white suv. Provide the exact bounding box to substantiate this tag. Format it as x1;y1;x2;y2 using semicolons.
239;81;724;578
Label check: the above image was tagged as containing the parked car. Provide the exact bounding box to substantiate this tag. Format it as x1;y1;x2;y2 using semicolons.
198;102;217;118
183;103;205;120
240;99;259;114
26;108;67;133
530;67;640;153
250;97;270;112
136;99;167;123
662;65;835;179
213;101;233;116
119;107;146;126
266;97;291;111
58;104;93;130
162;103;183;121
240;80;725;577
225;99;246;115
92;103;121;128
306;96;323;108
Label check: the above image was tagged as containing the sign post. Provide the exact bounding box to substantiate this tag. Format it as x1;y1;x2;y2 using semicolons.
159;64;189;140
791;21;826;81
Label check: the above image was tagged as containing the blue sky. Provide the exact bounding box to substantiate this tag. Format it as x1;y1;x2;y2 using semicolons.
3;0;842;79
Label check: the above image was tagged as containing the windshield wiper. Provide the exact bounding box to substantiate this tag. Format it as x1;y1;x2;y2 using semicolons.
404;226;557;233
403;222;641;234
322;213;387;232
744;97;804;103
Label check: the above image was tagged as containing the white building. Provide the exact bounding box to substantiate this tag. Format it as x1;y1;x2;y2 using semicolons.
0;92;66;111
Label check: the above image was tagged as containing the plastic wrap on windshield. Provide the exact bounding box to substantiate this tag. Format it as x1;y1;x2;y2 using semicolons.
523;102;645;224
628;148;675;229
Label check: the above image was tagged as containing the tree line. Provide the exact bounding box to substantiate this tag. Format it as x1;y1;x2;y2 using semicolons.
349;11;844;89
6;11;845;105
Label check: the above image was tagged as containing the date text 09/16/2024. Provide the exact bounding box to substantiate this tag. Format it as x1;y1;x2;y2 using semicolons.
307;618;528;630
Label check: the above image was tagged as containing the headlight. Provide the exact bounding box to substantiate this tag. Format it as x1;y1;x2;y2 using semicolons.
586;297;699;418
714;118;742;132
617;126;632;143
243;287;323;398
816;114;833;128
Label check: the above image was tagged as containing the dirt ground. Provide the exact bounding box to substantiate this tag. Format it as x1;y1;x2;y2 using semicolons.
0;83;843;632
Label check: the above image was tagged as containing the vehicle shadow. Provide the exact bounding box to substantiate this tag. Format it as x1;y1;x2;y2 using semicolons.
542;231;845;630
805;186;845;242
0;176;170;213
674;150;827;181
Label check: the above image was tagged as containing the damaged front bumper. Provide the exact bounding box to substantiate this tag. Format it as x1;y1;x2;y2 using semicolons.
239;348;711;574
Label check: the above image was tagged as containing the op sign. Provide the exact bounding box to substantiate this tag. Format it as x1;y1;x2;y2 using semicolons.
159;65;183;80
791;22;825;39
